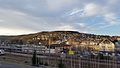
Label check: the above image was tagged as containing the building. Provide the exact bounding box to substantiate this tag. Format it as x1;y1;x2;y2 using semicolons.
117;37;120;40
47;44;72;53
98;39;115;52
80;38;115;52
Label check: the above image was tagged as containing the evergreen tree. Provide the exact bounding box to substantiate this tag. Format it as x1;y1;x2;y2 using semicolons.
32;50;37;66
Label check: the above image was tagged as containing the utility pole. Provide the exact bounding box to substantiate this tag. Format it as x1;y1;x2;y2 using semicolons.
48;33;51;65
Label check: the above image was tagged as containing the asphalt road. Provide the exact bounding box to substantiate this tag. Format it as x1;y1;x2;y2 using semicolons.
0;62;39;68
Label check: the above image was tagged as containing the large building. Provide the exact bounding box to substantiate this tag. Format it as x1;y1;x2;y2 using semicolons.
80;38;115;52
98;39;115;51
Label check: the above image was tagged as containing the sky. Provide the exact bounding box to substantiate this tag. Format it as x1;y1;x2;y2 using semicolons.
0;0;120;36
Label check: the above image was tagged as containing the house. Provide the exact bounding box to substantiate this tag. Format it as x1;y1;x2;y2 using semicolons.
117;37;120;40
80;38;115;52
49;44;72;49
97;39;115;52
46;44;72;53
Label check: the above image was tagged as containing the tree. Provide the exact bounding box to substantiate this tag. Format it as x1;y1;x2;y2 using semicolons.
32;50;37;66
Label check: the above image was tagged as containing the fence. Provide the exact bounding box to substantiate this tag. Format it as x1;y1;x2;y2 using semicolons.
1;45;120;68
35;56;120;68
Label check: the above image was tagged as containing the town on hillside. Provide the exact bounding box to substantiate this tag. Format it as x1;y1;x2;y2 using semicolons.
0;31;120;68
0;31;120;55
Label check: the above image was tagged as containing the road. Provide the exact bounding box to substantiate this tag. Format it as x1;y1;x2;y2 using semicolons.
0;62;39;68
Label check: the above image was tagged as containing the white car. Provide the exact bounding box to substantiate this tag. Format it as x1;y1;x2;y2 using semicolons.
0;49;5;55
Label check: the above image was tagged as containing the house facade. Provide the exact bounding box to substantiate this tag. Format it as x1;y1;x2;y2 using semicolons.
98;39;115;52
80;39;115;52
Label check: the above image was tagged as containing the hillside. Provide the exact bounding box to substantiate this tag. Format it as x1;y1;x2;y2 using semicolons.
0;31;119;45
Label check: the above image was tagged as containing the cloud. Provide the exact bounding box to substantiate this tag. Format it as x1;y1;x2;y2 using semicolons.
83;3;101;16
0;27;34;35
64;2;120;31
78;23;86;27
0;7;85;35
103;13;119;24
69;9;83;16
57;25;77;31
56;24;88;33
0;0;119;35
0;8;49;33
66;3;101;17
0;19;4;22
46;0;78;11
108;0;118;5
97;13;120;29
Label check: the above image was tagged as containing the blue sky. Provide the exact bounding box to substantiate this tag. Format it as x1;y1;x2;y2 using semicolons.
0;0;120;35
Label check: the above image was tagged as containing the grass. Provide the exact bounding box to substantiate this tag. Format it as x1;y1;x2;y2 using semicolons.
0;54;31;66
